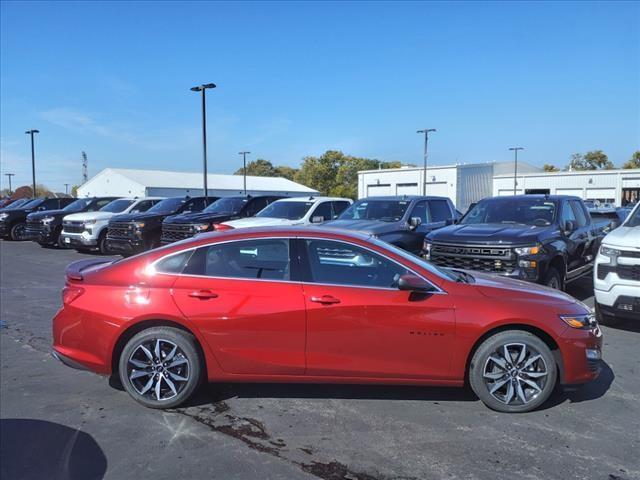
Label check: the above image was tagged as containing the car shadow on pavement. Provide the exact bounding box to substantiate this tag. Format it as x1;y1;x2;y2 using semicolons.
605;320;640;333
0;418;107;480
542;361;615;410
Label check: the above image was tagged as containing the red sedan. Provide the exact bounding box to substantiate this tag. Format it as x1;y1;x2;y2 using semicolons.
52;227;602;413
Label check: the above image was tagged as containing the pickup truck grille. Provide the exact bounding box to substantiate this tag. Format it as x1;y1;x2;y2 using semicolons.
161;224;196;243
63;221;85;234
597;264;640;282
430;243;517;274
25;219;45;236
108;222;134;239
618;250;640;259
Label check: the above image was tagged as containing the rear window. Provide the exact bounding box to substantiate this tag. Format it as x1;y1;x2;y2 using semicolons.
154;250;193;274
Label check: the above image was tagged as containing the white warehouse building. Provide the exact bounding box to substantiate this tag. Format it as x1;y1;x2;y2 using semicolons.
357;161;541;211
77;168;318;199
493;169;640;206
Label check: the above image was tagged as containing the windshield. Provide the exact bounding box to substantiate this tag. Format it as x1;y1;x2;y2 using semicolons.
625;203;640;227
100;199;134;213
204;197;247;215
339;200;410;222
147;197;186;214
256;201;314;220
21;199;44;209
63;198;93;211
5;199;29;209
460;198;557;226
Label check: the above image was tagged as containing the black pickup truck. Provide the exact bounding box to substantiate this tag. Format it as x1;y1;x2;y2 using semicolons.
323;195;458;254
424;195;609;290
160;195;284;244
0;197;75;241
107;196;216;256
25;197;118;247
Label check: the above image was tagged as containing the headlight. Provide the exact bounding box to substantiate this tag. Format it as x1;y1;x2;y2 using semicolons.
515;245;543;256
133;222;145;229
41;216;56;224
423;241;432;259
599;245;620;257
0;213;8;220
191;223;210;232
83;219;97;226
560;313;597;329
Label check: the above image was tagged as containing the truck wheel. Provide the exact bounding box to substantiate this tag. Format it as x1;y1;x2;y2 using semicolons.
595;302;619;327
98;231;110;255
9;223;26;241
543;267;563;290
469;330;557;413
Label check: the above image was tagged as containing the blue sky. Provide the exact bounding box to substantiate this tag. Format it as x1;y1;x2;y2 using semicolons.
1;1;639;192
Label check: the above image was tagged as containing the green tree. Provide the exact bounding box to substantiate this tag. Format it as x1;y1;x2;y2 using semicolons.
623;151;640;169
71;185;79;198
566;153;587;171
273;165;298;181
234;159;277;177
583;150;613;170
543;164;560;172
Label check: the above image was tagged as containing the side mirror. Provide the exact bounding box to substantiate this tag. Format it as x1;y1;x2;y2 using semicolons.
311;216;325;224
397;274;435;293
38;206;46;211
409;217;422;229
564;220;576;233
445;218;457;226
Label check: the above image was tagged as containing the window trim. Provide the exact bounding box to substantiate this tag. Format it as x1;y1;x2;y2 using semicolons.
148;236;446;294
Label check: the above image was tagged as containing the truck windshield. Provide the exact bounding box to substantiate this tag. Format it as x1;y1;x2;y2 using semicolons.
256;201;314;220
21;199;44;209
147;198;186;214
63;198;93;211
100;199;134;213
339;200;410;222
204;197;247;215
460;198;557;226
625;204;640;227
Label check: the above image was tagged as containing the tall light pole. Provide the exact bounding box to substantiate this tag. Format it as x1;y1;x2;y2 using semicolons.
190;83;217;197
5;173;15;195
25;129;39;197
509;147;524;195
64;183;70;195
238;151;251;195
417;129;436;195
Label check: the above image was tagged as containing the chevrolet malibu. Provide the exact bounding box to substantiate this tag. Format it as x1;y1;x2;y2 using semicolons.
52;227;602;413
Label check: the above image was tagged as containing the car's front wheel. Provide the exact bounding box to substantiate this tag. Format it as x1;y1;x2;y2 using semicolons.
469;331;557;413
118;327;203;409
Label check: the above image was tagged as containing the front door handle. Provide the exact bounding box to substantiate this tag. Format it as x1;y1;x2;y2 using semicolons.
310;295;341;305
188;290;218;300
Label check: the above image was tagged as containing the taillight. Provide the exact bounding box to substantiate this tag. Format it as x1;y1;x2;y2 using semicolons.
62;285;85;305
213;224;233;231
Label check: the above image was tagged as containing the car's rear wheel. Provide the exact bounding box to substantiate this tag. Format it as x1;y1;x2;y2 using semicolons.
469;331;557;413
9;222;26;241
118;327;202;409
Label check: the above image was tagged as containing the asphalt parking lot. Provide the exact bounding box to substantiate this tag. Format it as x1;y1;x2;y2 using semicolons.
1;240;638;480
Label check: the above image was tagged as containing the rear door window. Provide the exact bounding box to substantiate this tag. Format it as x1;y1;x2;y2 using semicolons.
331;201;350;219
428;200;452;222
570;200;588;227
310;202;332;222
409;201;430;223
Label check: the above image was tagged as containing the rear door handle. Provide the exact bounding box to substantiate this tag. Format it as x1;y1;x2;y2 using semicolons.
188;290;218;300
310;295;341;305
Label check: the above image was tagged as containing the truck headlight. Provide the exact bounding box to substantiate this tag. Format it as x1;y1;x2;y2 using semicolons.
0;213;8;220
560;313;597;329
599;245;620;257
191;223;209;232
41;216;56;224
133;222;145;229
423;241;432;259
83;219;97;226
515;245;542;256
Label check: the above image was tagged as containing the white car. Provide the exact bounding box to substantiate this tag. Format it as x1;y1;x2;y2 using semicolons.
61;197;164;253
221;196;352;229
594;202;640;324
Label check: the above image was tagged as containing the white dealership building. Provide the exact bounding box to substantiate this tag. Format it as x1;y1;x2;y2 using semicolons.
77;168;318;199
358;163;640;210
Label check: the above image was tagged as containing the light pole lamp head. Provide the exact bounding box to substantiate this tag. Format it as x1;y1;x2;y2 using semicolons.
509;147;524;151
190;83;217;92
417;129;436;134
238;151;251;156
25;129;40;134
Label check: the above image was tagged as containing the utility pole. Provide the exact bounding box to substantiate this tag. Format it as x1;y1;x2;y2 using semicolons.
81;151;88;183
25;129;39;197
5;173;15;195
509;147;524;195
64;183;70;195
238;151;251;195
190;83;217;197
417;129;436;195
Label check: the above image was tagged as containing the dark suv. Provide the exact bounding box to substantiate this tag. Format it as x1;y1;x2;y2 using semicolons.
0;198;75;241
107;196;216;256
323;196;458;254
160;195;284;244
25;197;118;247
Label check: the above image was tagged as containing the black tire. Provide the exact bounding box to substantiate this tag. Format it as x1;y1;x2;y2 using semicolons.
469;330;557;413
595;302;619;327
97;231;110;255
118;327;202;409
9;223;26;241
543;266;563;291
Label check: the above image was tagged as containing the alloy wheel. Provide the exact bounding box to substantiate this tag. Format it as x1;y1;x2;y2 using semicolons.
482;343;548;406
126;338;190;402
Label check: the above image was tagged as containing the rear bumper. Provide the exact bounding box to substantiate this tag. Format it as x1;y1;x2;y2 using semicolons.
51;349;91;371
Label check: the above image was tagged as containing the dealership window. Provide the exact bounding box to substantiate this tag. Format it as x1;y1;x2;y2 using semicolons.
304;239;410;289
183;239;290;281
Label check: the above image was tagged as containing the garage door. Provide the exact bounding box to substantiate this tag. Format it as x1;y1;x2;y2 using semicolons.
424;182;449;197
396;183;418;195
586;188;615;200
555;188;583;197
366;184;392;197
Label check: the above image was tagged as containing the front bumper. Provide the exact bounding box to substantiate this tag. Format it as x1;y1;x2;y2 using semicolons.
24;223;57;243
0;222;8;237
594;252;640;320
60;232;98;248
106;237;145;255
558;324;604;385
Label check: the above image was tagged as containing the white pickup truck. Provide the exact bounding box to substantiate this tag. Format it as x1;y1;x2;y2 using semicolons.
221;196;352;229
594;202;640;324
61;197;163;253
